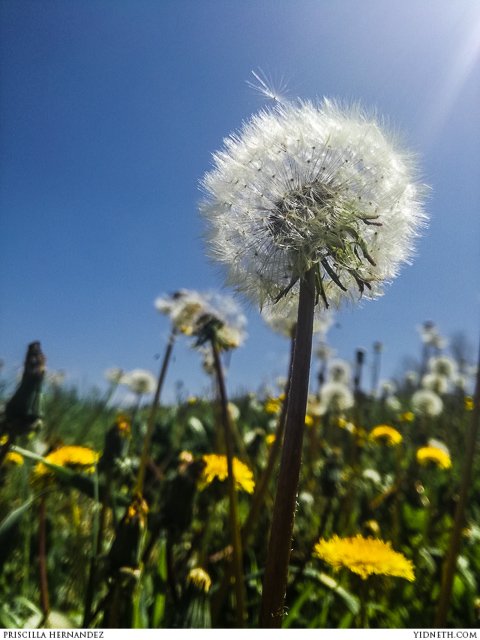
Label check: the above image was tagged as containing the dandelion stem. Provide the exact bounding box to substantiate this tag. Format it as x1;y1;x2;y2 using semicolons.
357;578;370;628
434;340;480;627
243;332;294;541
211;339;246;627
38;495;50;623
135;329;176;497
211;335;294;626
259;267;316;628
83;467;106;627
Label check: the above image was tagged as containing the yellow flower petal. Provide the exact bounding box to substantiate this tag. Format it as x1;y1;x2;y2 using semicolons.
314;535;414;581
199;454;255;494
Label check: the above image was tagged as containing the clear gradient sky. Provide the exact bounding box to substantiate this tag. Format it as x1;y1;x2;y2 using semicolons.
1;1;479;400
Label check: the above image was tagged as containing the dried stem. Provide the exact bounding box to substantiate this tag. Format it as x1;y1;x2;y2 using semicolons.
259;267;316;627
434;340;480;627
135;329;176;496
211;339;246;627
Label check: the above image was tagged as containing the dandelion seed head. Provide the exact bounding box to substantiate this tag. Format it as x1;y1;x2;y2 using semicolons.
378;379;397;397
362;468;382;485
315;340;336;361
201;99;427;312
318;381;354;414
104;367;124;384
421;373;449;395
328;359;351;384
385;395;402;412
404;370;419;385
428;355;458;380
156;289;247;350
120;369;157;396
411;388;443;417
453;374;468;391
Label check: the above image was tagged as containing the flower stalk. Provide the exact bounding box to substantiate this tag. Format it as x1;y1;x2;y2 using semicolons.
259;267;316;627
434;341;480;627
211;338;246;627
135;329;176;497
243;332;294;541
38;495;50;623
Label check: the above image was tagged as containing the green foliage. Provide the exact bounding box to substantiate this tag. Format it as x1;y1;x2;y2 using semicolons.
0;345;478;629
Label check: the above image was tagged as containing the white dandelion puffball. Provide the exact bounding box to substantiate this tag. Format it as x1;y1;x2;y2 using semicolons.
318;381;354;414
385;395;402;412
404;370;419;385
104;367;124;384
155;289;208;336
201;98;427;310
428;355;458;380
155;289;247;349
421;373;449;395
328;359;351;384
411;389;443;417
121;369;157;395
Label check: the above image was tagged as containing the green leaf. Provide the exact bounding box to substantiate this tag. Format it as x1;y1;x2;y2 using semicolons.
0;497;34;542
282;582;314;628
152;537;167;627
303;568;360;615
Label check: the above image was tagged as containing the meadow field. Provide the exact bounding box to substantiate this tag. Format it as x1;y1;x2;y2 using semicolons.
0;322;478;629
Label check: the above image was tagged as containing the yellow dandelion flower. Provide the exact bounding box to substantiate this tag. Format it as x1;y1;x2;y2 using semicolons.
187;567;212;593
336;417;357;434
200;454;255;494
179;450;194;464
265;434;276;446
314;535;415;581
187;396;198;405
370;425;403;446
5;451;24;466
126;495;149;525
400;411;415;422
305;414;314;427
416;446;451;470
34;446;99;476
115;414;131;435
465;396;474;411
0;435;9;446
264;397;282;415
363;520;381;536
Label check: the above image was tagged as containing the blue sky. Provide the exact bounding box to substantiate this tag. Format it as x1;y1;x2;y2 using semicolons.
1;1;479;400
